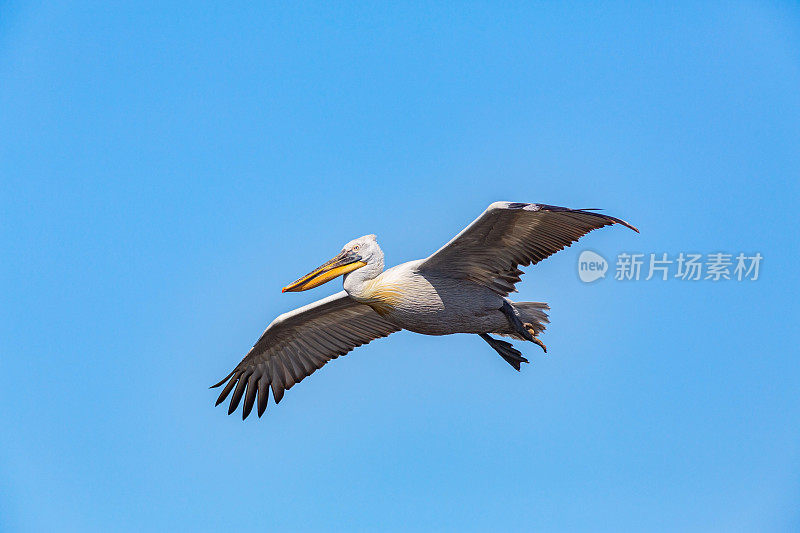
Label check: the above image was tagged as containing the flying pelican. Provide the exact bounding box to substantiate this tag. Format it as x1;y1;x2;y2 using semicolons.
212;201;637;418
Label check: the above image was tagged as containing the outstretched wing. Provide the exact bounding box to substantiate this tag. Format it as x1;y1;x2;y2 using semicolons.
212;291;400;419
420;202;638;296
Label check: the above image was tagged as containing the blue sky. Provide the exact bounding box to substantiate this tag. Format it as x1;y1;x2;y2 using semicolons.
2;2;799;531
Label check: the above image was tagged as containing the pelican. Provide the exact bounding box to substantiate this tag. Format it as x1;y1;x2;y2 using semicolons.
212;201;638;418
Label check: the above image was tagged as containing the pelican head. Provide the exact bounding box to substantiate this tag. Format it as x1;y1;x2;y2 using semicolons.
282;235;383;292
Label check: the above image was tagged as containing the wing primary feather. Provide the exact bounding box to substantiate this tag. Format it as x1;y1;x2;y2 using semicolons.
210;370;235;389
215;373;239;406
242;373;259;419
227;371;251;415
269;358;286;404
257;374;270;417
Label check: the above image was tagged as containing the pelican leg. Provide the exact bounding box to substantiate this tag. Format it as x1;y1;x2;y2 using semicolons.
501;300;536;342
524;324;547;353
479;333;528;371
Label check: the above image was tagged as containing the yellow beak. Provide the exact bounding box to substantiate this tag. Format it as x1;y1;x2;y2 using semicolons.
282;250;367;292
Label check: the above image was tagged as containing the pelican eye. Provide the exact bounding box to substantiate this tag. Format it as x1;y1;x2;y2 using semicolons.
353;245;360;251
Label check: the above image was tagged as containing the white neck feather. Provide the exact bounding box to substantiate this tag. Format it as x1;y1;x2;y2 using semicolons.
343;249;384;299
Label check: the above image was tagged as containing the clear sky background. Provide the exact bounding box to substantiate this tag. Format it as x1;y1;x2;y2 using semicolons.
2;2;799;531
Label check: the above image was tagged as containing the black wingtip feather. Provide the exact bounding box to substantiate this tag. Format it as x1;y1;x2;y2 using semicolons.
607;215;639;233
227;373;250;415
257;376;269;417
210;370;235;389
538;203;639;234
578;208;639;233
242;375;258;420
272;386;284;404
215;373;239;406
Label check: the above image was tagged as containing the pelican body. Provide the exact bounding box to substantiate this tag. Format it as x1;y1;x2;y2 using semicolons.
213;202;638;419
345;258;521;336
